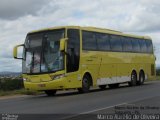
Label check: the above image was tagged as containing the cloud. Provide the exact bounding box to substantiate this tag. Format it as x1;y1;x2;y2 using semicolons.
124;0;160;32
37;0;160;33
0;0;160;72
0;0;50;20
0;58;21;72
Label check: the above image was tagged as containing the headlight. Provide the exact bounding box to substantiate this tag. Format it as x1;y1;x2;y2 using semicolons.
23;78;30;82
50;74;65;80
23;78;27;81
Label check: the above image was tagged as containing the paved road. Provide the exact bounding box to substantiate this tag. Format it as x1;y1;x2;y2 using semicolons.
0;81;160;120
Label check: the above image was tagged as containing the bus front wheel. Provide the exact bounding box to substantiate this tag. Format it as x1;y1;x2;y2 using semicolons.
45;90;57;96
78;75;91;93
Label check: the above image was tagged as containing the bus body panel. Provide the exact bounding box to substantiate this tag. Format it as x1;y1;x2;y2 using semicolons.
16;26;156;91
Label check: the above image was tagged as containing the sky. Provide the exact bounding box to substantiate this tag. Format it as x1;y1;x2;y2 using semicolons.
0;0;160;72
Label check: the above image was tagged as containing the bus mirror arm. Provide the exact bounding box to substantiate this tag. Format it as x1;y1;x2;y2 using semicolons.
60;38;68;52
13;44;24;60
63;51;68;55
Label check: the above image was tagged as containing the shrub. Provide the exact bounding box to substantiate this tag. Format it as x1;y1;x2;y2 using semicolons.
0;78;24;91
156;69;160;76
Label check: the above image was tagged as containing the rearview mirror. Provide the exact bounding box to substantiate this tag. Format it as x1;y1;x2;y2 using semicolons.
60;38;68;51
13;44;24;59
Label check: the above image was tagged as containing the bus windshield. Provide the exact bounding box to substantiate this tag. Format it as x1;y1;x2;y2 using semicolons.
22;29;65;74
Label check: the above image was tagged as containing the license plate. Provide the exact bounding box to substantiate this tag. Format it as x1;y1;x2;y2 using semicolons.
38;84;46;87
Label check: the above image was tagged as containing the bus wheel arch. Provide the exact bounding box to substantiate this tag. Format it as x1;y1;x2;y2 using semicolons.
128;70;137;86
84;72;93;86
138;69;145;85
78;72;93;93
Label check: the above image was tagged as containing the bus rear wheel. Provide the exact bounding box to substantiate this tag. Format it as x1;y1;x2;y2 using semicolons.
128;71;137;86
45;90;57;96
108;83;119;89
137;71;145;85
78;75;91;93
99;85;107;90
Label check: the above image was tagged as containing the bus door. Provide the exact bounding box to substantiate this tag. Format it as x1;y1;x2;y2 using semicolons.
65;29;81;88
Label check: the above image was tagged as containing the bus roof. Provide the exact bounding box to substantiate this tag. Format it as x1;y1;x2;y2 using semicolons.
29;26;151;40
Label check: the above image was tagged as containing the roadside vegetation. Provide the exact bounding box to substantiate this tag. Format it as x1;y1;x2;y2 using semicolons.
0;89;41;96
0;77;42;96
155;68;160;81
156;68;160;76
0;78;23;91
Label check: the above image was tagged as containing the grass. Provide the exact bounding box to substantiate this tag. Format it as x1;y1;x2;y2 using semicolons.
147;75;160;81
0;89;43;96
155;76;160;80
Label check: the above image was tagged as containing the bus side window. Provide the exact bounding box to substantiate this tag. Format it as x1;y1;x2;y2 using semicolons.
82;31;97;51
97;33;111;51
146;40;153;54
139;39;147;53
131;38;141;53
110;35;123;52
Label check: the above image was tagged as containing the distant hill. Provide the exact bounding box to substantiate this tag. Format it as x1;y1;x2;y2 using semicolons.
0;71;21;75
0;72;21;77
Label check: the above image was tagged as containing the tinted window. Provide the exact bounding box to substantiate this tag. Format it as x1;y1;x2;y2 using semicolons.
131;38;141;52
67;29;80;72
139;39;147;53
122;37;133;52
82;31;97;50
110;35;123;52
96;33;110;51
146;40;153;53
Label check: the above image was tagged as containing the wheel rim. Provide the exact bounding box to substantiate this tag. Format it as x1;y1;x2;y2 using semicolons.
83;77;89;88
131;72;136;85
140;74;144;83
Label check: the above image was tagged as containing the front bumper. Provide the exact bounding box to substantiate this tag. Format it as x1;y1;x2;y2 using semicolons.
24;78;69;90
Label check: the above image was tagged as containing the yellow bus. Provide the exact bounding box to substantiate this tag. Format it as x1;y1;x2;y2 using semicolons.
13;26;156;96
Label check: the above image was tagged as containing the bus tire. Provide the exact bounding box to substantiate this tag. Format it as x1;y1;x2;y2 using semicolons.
78;74;91;93
99;85;107;90
45;90;57;96
137;71;145;85
128;71;137;86
108;83;119;89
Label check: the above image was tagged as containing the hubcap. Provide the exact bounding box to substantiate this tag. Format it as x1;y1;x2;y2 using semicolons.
140;75;143;82
131;73;136;85
83;78;88;88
